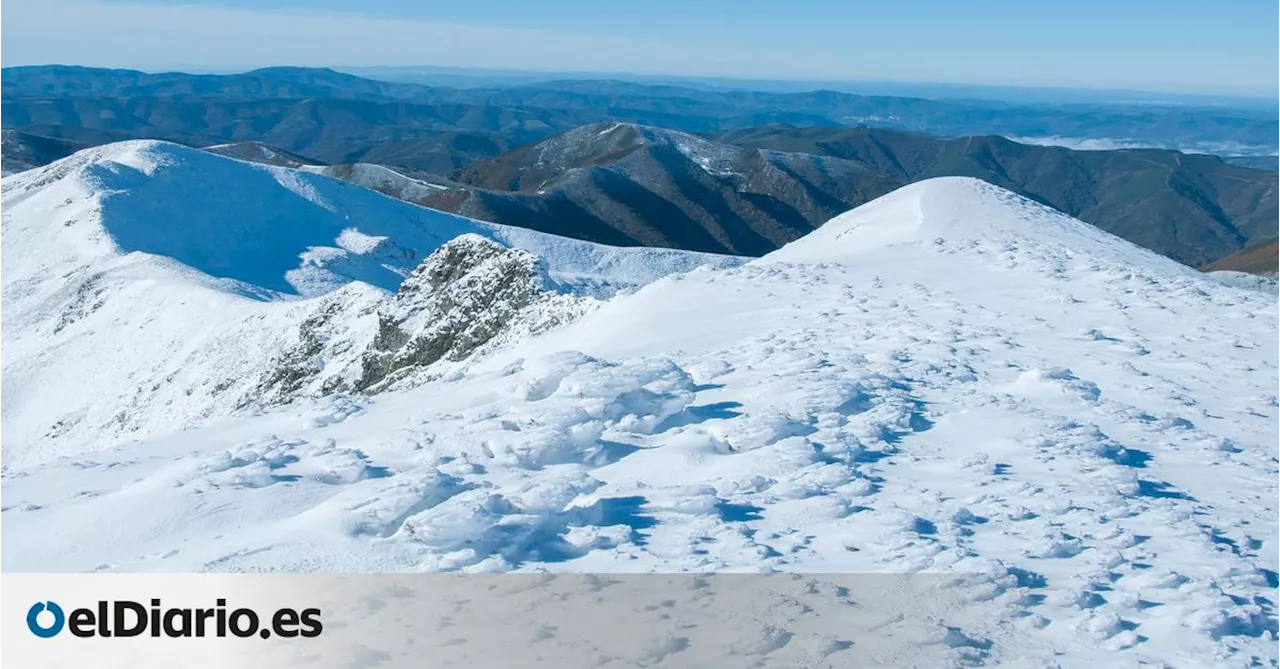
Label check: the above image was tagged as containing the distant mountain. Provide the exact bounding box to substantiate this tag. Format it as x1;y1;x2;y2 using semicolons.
5;117;1273;268
1223;155;1280;172
314;123;1277;267
1;130;86;175
0;65;438;102
714;126;1279;267
3;64;1274;267
313;132;521;173
202;141;321;167
1201;238;1279;276
5;66;1275;157
0;97;583;164
321;123;900;255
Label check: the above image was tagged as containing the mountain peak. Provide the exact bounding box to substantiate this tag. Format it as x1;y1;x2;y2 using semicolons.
3;139;740;298
531;122;716;162
765;177;1195;279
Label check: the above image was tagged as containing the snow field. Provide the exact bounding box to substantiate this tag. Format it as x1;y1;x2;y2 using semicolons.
1;146;1276;666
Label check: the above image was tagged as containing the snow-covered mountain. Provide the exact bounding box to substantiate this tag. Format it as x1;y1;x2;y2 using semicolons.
2;144;1277;665
0;141;740;462
202;140;323;168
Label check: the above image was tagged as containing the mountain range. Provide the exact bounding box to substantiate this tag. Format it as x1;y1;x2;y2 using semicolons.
320;124;899;256
712;125;1280;267
3;66;1277;273
1224;156;1280;172
297;123;1275;267
0;96;574;165
5;65;1277;158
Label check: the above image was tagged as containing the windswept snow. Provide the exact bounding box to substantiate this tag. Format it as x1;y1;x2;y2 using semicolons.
305;162;454;201
0;141;739;460
2;140;738;298
2;162;1277;665
1208;270;1280;294
202;141;319;168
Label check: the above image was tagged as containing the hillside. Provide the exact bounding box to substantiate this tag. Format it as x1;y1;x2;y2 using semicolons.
0;141;740;460
315;123;1279;266
1202;237;1280;276
336;123;897;255
0;97;582;163
0;65;436;102
5;66;1276;156
0;129;86;175
202;141;322;167
1225;155;1280;172
315;131;521;173
715;126;1280;267
4;61;1276;270
2;172;1275;666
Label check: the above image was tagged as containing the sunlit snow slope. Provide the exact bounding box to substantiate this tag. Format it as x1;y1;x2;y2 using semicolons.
2;162;1277;665
0;141;740;461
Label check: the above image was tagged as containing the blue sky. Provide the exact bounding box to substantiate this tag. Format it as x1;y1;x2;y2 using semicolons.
4;0;1277;95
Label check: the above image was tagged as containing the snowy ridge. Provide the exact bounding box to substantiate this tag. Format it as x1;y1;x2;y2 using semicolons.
766;177;1200;274
531;123;749;179
2;140;740;298
0;141;739;461
2;166;1277;665
531;122;648;168
1207;270;1280;294
306;162;454;199
201;141;314;168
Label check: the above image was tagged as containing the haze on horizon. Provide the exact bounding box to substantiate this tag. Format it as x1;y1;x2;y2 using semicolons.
3;0;1278;98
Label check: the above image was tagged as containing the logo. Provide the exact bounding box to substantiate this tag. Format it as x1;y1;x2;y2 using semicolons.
25;599;321;639
27;601;66;638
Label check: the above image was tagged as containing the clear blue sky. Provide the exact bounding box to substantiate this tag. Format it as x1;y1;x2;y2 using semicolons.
4;0;1278;96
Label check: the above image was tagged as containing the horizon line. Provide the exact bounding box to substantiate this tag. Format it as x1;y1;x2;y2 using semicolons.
4;61;1277;104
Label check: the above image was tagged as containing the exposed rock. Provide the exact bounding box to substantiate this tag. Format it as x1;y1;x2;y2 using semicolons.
358;234;591;392
253;234;594;403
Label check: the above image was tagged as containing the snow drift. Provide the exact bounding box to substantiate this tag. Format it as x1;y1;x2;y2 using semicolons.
0;141;740;461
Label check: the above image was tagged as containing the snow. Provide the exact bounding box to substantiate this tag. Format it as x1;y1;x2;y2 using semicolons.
205;141;280;161
2;141;738;298
1208;270;1279;294
312;162;452;197
0;141;740;461
668;133;745;178
2;149;1277;667
531;123;747;179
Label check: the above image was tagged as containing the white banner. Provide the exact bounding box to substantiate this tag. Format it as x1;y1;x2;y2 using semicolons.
2;572;1016;667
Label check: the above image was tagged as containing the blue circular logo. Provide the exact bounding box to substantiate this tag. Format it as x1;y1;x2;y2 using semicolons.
27;601;65;638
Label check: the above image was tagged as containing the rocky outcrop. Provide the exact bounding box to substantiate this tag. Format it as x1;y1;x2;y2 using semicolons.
254;234;594;402
357;234;590;392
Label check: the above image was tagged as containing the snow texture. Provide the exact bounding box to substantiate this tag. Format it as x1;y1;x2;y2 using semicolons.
2;142;1277;667
0;141;738;459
